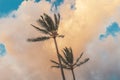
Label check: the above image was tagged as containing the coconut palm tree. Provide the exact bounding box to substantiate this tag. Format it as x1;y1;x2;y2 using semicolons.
51;47;89;80
27;13;66;80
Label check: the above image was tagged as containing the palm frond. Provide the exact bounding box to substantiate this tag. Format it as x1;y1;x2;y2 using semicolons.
73;52;84;66
51;65;60;68
27;36;50;42
37;18;51;31
69;47;74;63
44;13;55;31
31;24;49;34
57;13;60;29
63;47;74;64
58;53;69;65
76;58;89;67
51;64;70;70
62;65;71;70
54;13;60;30
62;67;71;70
51;60;69;69
54;14;58;30
62;50;68;63
50;60;60;65
58;35;64;38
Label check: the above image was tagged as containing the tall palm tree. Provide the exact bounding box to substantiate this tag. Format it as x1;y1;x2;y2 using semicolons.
27;13;66;80
51;47;89;80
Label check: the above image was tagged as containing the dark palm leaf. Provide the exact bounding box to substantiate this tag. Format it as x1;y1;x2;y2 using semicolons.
58;35;64;38
63;47;74;64
76;58;89;67
69;47;74;63
51;60;70;69
58;53;69;65
51;64;70;70
37;18;51;31
31;24;49;34
54;14;58;30
62;50;68;63
62;49;70;64
62;65;71;70
73;52;84;66
51;65;60;68
44;13;55;31
27;36;50;42
54;13;60;30
50;60;60;65
57;13;60;27
62;67;71;70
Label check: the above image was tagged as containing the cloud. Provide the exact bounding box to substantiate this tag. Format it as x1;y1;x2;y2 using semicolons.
84;34;120;80
0;0;120;80
100;22;120;40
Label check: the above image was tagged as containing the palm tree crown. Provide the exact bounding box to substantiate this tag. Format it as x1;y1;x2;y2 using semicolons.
28;13;64;42
51;47;89;69
51;47;89;80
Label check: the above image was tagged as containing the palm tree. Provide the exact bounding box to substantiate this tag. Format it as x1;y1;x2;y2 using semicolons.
27;13;66;80
51;47;89;80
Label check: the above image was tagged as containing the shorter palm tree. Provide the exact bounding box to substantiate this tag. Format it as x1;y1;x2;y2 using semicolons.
50;47;89;80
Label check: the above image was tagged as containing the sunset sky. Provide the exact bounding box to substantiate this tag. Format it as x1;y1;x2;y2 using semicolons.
0;0;120;80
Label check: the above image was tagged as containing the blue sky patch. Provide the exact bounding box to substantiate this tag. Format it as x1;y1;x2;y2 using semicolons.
0;43;6;57
46;0;64;12
35;0;41;3
0;0;23;17
26;0;64;12
99;22;120;40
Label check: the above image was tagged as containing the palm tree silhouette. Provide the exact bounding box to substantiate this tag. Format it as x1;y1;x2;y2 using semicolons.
51;47;89;80
27;13;66;80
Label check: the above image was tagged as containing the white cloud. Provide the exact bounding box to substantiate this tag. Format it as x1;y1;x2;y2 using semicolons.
83;34;120;80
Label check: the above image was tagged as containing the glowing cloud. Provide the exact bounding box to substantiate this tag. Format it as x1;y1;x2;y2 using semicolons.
0;0;120;80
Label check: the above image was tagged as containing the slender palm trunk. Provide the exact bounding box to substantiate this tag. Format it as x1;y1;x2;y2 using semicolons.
53;37;66;80
71;68;75;80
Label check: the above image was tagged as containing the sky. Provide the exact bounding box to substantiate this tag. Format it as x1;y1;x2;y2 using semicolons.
0;0;120;80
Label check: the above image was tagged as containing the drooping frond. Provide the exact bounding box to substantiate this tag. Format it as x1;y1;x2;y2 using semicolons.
51;64;70;70
51;63;71;70
51;65;60;68
27;36;50;42
31;24;49;34
58;35;64;38
50;60;60;65
76;58;89;67
51;59;70;70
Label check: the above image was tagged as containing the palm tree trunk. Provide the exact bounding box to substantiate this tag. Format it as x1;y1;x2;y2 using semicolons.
71;69;76;80
53;37;66;80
